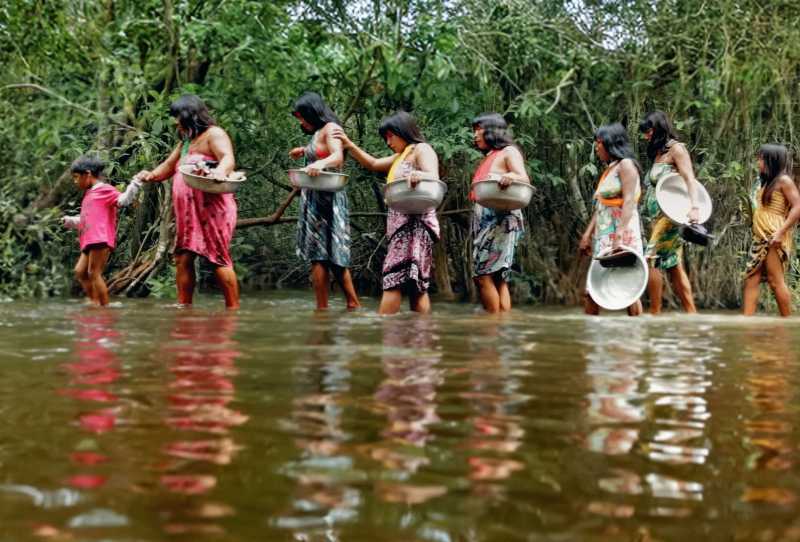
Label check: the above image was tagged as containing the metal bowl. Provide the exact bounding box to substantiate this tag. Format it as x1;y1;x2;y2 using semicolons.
473;176;533;210
384;177;447;214
655;173;712;225
288;169;348;192
587;246;649;311
179;164;246;194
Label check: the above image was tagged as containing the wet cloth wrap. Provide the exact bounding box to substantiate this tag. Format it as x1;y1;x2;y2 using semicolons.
172;140;237;267
643;160;684;270
471;150;524;280
592;163;644;258
295;133;351;268
382;145;440;292
745;181;793;281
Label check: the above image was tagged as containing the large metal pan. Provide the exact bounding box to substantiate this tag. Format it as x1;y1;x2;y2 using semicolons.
179;164;246;194
655;173;712;225
288;169;349;192
587;246;649;311
473;174;533;211
384;176;447;214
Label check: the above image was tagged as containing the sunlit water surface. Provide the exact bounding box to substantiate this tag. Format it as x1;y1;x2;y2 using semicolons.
1;292;799;541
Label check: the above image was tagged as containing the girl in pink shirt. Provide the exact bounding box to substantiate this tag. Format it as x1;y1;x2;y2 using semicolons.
63;156;141;306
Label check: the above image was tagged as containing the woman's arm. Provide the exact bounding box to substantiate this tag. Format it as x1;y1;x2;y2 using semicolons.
671;143;701;223
412;143;439;176
207;126;236;178
772;176;800;245
499;146;530;186
407;143;440;187
306;124;344;175
335;129;396;173
579;211;598;255
134;144;182;182
617;159;640;247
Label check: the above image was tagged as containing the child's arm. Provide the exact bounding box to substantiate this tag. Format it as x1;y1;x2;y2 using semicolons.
62;216;81;229
116;179;143;207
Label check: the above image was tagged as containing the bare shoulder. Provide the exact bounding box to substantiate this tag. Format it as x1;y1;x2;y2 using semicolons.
669;141;690;159
414;142;437;156
619;158;638;174
322;122;341;134
202;126;230;145
503;145;524;160
777;174;798;189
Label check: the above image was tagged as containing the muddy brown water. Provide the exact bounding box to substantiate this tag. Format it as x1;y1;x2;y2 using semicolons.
0;292;798;541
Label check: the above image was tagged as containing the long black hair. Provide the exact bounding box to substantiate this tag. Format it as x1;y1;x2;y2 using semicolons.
758;144;791;205
378;111;426;145
292;91;340;133
472;113;515;153
638;111;679;161
70;155;105;177
169;94;216;139
595;123;640;171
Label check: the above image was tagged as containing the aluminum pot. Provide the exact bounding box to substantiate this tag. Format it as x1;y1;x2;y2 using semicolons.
655;173;712;225
179;164;246;194
587;246;649;311
473;175;533;211
288;169;349;192
384;176;447;214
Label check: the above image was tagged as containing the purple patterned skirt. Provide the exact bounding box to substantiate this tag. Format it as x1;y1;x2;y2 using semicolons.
382;209;440;293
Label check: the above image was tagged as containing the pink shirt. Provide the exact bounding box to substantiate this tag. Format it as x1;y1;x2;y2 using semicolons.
64;181;141;251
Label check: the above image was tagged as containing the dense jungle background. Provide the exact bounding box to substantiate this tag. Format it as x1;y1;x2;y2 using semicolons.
2;0;799;307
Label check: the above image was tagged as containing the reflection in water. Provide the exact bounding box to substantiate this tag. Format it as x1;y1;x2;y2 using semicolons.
368;317;445;505
160;311;245;535
61;310;123;492
583;320;711;520
462;322;526;498
741;326;796;507
7;297;800;540
274;313;360;539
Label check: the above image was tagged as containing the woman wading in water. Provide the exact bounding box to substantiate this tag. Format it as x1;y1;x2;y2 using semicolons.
579;123;645;316
289;92;361;310
639;111;702;314
135;95;240;309
470;114;530;313
336;112;440;315
743;144;800;317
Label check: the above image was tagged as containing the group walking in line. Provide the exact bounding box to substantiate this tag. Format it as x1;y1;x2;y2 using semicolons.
63;92;800;317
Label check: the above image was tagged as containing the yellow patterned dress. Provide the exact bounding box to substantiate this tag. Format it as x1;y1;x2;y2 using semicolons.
643;162;684;269
745;183;793;281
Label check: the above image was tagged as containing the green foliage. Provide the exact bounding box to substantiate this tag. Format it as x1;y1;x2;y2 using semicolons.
2;0;799;308
0;189;70;298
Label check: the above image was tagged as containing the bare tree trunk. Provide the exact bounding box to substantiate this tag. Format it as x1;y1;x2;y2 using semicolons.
108;182;175;295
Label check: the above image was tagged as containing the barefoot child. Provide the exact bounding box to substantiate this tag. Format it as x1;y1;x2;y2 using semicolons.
62;156;142;306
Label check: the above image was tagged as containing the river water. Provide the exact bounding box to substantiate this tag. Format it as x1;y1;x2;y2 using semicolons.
0;292;798;541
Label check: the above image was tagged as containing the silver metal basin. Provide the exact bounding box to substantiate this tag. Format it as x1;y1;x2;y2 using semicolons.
384;177;447;214
179;164;246;194
288;169;349;192
473;178;533;210
655;173;712;225
587;246;649;311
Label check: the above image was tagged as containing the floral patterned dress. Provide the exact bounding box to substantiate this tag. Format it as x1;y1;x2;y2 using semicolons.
470;151;524;280
592;163;643;257
382;146;440;293
295;134;351;268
